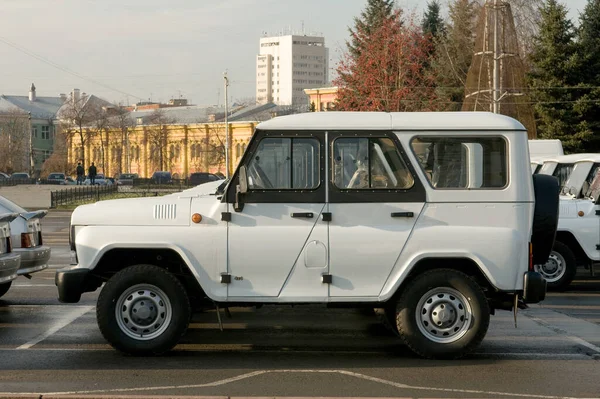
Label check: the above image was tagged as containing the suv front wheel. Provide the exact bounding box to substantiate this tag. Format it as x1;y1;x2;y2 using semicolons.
396;269;490;359
96;264;191;355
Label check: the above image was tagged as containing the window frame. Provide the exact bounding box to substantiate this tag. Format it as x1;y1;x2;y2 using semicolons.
225;130;325;204
409;135;510;191
328;131;425;203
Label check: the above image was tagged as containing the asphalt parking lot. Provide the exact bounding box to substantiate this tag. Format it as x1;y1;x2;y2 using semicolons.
1;211;599;398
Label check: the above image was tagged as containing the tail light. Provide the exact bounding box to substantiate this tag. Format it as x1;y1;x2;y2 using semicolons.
529;242;534;271
7;237;12;253
21;232;37;248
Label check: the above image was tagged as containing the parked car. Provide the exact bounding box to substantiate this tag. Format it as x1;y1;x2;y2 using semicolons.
0;172;9;180
188;172;223;186
0;196;50;289
116;173;139;186
151;171;172;184
57;111;556;359
0;212;21;298
533;154;600;290
10;172;30;182
65;176;77;185
47;172;67;185
84;174;113;186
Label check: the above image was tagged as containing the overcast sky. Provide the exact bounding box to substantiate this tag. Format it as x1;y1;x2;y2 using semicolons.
0;0;589;106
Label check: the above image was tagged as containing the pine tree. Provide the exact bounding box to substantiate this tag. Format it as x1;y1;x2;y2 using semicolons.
346;0;396;58
422;0;446;38
573;0;600;152
527;0;586;152
430;0;478;110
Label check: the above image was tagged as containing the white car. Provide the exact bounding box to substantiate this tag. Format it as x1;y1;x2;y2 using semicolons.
534;154;600;289
0;213;21;298
57;112;556;359
84;174;113;186
0;197;51;283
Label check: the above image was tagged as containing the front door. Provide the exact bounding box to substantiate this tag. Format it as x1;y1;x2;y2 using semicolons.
327;133;426;298
226;133;328;298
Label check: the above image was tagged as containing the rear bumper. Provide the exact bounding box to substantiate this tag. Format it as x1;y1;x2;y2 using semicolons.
522;271;546;303
0;253;20;284
13;246;50;275
55;266;102;303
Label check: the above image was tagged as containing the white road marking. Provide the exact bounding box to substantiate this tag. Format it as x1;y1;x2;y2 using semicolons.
568;336;600;354
1;369;595;398
12;284;55;287
15;305;93;350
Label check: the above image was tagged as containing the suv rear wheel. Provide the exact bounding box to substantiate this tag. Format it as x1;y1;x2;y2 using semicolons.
96;264;191;355
396;269;489;359
534;240;577;291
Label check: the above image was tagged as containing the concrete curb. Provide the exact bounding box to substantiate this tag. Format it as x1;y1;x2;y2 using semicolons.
0;396;426;399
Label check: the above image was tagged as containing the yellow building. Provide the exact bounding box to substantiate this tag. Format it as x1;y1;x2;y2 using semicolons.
304;86;339;112
67;122;256;178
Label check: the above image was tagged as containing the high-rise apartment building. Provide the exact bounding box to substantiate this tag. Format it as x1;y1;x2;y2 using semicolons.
256;34;329;106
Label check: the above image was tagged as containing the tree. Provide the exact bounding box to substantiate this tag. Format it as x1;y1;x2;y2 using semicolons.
431;0;479;110
87;105;111;175
41;124;73;177
422;0;446;38
0;109;30;174
58;95;95;167
146;109;175;172
309;101;316;112
109;105;134;174
346;0;396;58
527;0;584;151
571;0;600;152
334;10;437;112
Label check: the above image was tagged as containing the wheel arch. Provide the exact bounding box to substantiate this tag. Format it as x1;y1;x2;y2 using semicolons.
90;247;208;303
554;230;589;265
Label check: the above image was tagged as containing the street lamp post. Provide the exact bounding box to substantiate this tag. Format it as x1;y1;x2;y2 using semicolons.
224;71;230;179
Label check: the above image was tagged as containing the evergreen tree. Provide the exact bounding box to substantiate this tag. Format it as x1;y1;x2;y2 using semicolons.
430;0;478;110
573;0;600;152
346;0;396;58
422;0;446;38
527;0;587;152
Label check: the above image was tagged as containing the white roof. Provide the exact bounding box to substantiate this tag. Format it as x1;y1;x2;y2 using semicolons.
257;111;526;131
528;139;563;157
541;153;600;164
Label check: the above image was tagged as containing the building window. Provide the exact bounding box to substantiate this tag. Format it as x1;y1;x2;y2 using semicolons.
32;127;38;138
41;126;51;140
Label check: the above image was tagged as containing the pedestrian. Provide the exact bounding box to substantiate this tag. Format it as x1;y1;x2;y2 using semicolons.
88;162;97;185
76;162;84;185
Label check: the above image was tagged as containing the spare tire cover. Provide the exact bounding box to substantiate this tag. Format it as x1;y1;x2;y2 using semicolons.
532;174;560;265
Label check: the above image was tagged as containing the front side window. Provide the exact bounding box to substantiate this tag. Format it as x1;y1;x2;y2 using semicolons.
411;137;507;189
247;137;319;190
332;137;414;190
553;163;574;191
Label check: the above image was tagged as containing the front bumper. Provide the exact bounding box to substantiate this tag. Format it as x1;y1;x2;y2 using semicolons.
13;245;50;275
522;271;547;303
55;266;102;303
0;253;21;284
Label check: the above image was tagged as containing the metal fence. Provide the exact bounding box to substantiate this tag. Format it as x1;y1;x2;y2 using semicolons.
50;185;118;208
131;178;195;190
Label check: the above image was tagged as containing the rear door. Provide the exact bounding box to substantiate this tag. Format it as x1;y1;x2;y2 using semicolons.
327;132;426;298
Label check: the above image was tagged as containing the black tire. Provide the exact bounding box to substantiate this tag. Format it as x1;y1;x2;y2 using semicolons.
0;281;12;298
375;307;399;336
535;240;577;291
396;269;490;359
96;264;191;355
531;174;560;265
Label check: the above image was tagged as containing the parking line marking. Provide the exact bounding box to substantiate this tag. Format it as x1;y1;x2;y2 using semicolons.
15;305;93;350
2;369;594;398
568;336;600;354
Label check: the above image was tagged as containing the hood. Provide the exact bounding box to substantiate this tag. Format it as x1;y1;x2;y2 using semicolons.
174;179;227;197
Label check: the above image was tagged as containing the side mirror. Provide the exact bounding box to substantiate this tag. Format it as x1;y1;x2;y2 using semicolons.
234;165;248;212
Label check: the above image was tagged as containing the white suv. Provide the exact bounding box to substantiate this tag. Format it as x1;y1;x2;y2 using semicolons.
56;112;557;359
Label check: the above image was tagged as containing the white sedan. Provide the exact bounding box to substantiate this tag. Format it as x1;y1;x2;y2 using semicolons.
83;174;113;186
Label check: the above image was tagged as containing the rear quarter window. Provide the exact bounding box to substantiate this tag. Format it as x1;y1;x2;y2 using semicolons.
411;136;508;189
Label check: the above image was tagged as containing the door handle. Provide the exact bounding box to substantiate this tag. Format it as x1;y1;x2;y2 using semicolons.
391;212;414;218
291;212;314;218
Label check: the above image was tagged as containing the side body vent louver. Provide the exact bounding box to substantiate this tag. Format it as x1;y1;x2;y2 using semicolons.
153;204;177;220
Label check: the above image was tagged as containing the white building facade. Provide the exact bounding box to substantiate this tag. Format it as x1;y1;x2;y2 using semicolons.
256;35;329;107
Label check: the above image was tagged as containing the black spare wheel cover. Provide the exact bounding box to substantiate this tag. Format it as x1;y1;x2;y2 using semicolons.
531;174;560;265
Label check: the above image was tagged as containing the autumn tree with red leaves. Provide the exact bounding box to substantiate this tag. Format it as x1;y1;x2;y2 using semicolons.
334;9;437;112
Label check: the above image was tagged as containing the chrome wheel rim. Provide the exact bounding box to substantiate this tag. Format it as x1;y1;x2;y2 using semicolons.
415;287;472;344
115;284;172;340
535;251;566;283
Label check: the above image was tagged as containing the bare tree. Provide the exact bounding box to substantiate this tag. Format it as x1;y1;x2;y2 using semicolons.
0;108;30;174
58;95;96;167
146;109;175;172
109;105;134;175
41;124;73;177
86;105;112;175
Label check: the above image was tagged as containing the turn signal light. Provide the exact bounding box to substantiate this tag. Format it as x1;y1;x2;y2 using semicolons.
529;242;534;271
191;213;202;224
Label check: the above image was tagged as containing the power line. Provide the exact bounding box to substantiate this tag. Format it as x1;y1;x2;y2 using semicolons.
0;36;144;101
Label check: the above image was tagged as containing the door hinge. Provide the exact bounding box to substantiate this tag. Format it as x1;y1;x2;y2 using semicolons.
221;212;232;222
220;274;231;284
596;245;600;251
596;210;600;216
321;273;332;284
322;212;332;222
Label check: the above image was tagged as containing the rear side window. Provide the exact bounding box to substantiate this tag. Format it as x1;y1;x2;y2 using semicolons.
411;137;507;189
